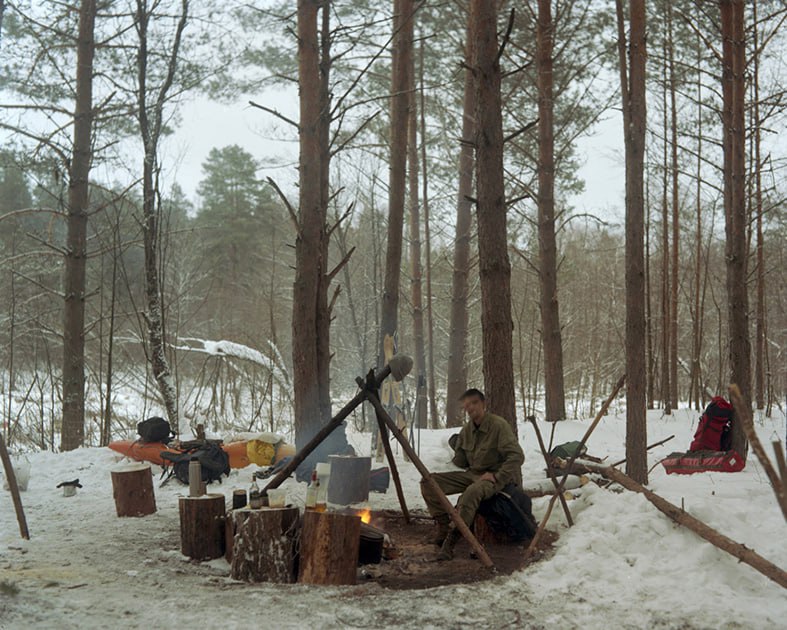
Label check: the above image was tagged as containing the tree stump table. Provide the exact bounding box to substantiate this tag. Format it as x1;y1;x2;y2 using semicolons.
111;464;156;517
179;494;226;560
473;514;510;545
229;506;300;583
298;511;360;585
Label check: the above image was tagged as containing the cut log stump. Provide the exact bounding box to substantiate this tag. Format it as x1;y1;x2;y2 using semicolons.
327;455;371;505
298;511;360;585
473;514;511;545
111;464;156;517
179;494;225;560
229;506;299;583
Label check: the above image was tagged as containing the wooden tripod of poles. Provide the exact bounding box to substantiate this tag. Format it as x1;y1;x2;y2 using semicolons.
262;355;495;570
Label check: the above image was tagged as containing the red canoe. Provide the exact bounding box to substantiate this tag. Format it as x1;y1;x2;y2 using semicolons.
108;439;295;469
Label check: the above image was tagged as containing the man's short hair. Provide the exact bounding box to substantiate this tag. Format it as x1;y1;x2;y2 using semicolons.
460;388;485;401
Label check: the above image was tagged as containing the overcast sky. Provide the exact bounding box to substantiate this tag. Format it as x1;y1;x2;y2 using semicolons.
164;92;627;225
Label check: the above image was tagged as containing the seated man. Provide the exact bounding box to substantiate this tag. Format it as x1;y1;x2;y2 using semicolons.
420;388;524;560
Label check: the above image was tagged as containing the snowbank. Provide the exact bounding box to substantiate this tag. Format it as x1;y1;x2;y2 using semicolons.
1;408;785;629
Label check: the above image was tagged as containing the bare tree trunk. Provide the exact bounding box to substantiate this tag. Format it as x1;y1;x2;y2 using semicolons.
720;0;750;458
616;0;648;483
751;1;765;412
136;0;187;429
445;16;476;429
101;222;119;446
645;191;655;409
659;52;671;414
667;2;679;411
61;0;96;451
690;31;704;410
536;0;566;422
471;0;517;431
316;1;333;427
5;235;16;441
419;37;440;430
379;0;413;367
293;0;327;449
408;44;428;430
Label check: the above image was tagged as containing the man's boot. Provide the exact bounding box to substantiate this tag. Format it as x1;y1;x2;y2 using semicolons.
437;527;461;561
424;515;450;546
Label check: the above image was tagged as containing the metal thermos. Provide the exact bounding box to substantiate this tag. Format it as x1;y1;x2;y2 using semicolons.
188;459;202;497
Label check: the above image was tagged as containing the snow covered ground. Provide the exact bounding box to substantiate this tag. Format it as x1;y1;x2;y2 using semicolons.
2;408;786;629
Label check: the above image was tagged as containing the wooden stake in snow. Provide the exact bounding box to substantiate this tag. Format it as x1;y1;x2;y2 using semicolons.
524;374;626;561
527;415;573;526
590;463;787;590
0;432;29;539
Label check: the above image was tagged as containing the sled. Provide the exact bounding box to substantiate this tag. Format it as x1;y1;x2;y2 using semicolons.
108;437;295;469
661;450;745;475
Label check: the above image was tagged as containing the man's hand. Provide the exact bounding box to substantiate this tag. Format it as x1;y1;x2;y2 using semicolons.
479;472;496;483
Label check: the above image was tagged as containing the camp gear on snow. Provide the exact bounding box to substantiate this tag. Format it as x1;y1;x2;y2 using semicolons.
160;442;230;486
56;478;82;497
690;396;734;452
661;450;745;475
137;417;175;444
476;483;538;542
108;436;293;469
549;441;588;460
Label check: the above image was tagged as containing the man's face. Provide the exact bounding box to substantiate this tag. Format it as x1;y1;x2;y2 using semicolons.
462;395;485;423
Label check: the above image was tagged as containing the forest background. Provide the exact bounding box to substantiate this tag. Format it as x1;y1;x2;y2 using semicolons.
0;0;784;465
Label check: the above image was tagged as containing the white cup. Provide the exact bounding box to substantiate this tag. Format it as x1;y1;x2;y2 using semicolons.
268;488;287;508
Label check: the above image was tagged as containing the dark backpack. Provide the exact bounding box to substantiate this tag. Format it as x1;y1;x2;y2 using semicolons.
160;442;230;485
137;416;175;444
690;396;734;452
477;483;538;542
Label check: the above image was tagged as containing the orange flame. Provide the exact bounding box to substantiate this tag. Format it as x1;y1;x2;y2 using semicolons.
357;508;372;524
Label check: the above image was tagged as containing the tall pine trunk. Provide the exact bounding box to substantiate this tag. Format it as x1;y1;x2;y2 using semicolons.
292;0;329;449
419;38;440;429
408;46;428;430
720;0;750;457
61;0;96;450
536;0;566;422
751;1;766;412
667;2;680;411
445;17;476;428
617;0;648;484
471;0;517;432
379;0;413;366
659;53;671;414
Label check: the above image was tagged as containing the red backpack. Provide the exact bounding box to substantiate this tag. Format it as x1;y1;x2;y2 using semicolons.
690;396;734;452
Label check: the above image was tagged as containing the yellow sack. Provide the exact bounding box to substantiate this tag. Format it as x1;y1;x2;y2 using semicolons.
246;439;277;466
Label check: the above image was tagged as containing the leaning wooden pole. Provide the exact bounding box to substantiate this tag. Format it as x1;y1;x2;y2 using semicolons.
524;374;625;560
0;432;29;539
370;396;411;523
365;390;495;570
263;355;413;493
527;415;573;526
729;383;787;521
594;464;787;590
